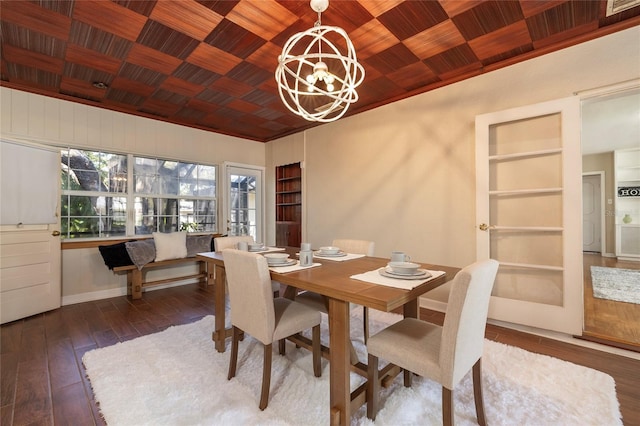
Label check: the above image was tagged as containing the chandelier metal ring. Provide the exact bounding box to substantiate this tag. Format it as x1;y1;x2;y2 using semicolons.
275;1;365;122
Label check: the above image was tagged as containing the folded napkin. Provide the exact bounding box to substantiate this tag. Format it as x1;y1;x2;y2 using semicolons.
269;262;321;273
350;268;446;290
312;252;366;262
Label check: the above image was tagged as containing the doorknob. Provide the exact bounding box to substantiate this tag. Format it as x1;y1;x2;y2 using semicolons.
52;230;61;236
478;223;489;231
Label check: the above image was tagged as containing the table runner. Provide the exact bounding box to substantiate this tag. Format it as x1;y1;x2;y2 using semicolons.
351;268;446;290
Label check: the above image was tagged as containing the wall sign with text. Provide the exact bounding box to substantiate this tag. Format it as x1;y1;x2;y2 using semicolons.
618;186;640;197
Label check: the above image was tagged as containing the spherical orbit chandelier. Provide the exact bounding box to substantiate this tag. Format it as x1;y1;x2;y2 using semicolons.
275;0;365;123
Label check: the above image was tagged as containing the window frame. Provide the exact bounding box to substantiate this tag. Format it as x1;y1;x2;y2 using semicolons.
60;148;218;240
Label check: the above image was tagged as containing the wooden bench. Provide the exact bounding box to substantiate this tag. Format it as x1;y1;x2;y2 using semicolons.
113;257;210;299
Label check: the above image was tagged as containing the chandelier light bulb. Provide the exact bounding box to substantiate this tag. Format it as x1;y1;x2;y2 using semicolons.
274;0;365;122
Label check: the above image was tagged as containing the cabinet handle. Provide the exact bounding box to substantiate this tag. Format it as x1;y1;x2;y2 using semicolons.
52;230;61;236
479;223;489;231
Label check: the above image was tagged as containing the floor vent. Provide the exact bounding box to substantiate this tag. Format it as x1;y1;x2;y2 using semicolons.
606;0;640;16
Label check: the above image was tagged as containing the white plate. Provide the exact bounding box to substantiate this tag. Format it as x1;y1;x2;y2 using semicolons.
385;266;424;276
263;253;290;262
379;267;431;280
318;246;340;254
316;250;347;257
249;246;266;252
268;259;297;267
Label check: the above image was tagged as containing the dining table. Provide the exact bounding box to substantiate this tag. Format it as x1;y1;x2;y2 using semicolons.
196;247;457;426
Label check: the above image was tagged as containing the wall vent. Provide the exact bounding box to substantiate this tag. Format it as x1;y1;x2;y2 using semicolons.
606;0;640;16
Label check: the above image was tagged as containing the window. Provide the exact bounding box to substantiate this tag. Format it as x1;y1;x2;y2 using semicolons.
60;149;217;239
133;157;216;234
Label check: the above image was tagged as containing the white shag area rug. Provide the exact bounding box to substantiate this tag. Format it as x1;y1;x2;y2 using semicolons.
83;309;622;426
591;266;640;305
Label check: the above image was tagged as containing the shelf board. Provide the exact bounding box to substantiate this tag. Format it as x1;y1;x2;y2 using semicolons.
489;148;562;162
277;176;301;182
498;261;564;271
489;187;562;196
276;190;301;195
276;203;301;206
490;226;563;232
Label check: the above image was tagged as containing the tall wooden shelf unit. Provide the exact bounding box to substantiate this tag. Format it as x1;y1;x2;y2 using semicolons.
276;162;302;247
614;147;640;261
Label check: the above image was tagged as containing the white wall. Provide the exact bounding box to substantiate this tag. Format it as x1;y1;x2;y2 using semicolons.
0;87;266;303
267;26;640;304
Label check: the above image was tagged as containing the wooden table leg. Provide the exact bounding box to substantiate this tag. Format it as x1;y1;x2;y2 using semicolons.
403;298;419;319
328;298;350;426
213;264;227;353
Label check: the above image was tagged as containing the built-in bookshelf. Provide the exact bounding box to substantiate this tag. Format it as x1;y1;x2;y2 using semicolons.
275;162;301;247
614;147;640;260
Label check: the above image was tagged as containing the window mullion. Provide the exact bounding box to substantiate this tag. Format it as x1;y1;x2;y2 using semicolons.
127;153;135;236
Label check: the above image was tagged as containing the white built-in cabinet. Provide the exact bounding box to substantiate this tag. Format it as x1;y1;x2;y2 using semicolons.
614;147;640;261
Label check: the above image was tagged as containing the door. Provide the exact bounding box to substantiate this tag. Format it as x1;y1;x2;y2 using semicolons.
222;163;264;243
582;174;602;252
1;140;61;324
475;97;583;335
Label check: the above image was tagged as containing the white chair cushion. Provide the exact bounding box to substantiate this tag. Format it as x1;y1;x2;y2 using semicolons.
272;298;321;341
367;317;442;383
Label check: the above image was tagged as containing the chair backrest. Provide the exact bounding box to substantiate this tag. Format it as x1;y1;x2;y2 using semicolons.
222;249;275;345
332;239;375;256
214;236;254;251
439;259;498;389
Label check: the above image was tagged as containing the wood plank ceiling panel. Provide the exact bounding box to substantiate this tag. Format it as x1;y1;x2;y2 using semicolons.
0;0;637;142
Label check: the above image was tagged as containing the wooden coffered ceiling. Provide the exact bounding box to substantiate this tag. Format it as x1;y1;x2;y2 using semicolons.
1;1;639;142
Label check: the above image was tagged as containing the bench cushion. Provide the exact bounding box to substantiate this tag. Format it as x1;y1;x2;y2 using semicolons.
153;231;187;261
98;241;133;270
126;239;156;269
187;234;213;256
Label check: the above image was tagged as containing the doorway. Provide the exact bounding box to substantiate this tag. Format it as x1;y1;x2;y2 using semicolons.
582;173;603;253
222;163;265;243
580;84;640;349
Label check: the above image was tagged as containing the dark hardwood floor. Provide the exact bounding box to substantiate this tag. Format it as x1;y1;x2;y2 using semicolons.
1;283;639;425
582;253;640;349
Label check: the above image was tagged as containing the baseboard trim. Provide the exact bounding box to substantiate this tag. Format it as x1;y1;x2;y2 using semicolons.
419;297;446;313
419;297;640;360
577;332;640;353
488;319;640;360
61;281;196;306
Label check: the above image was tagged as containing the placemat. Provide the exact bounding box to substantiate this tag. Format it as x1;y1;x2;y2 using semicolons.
351;268;446;290
251;246;286;254
312;252;366;262
269;262;322;273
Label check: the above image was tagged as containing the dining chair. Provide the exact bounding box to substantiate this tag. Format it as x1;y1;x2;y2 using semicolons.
223;249;322;410
296;239;375;342
213;235;254;251
366;259;499;425
215;236;280;296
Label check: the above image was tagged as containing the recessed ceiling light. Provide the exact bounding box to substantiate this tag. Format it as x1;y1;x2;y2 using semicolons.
92;82;108;89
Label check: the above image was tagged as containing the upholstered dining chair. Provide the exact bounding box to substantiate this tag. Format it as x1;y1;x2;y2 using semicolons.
296;239;375;342
223;249;322;410
366;259;499;425
213;235;254;251
215;236;280;296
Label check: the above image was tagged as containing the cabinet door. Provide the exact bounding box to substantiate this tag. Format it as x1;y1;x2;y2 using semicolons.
1;140;61;324
276;222;301;247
